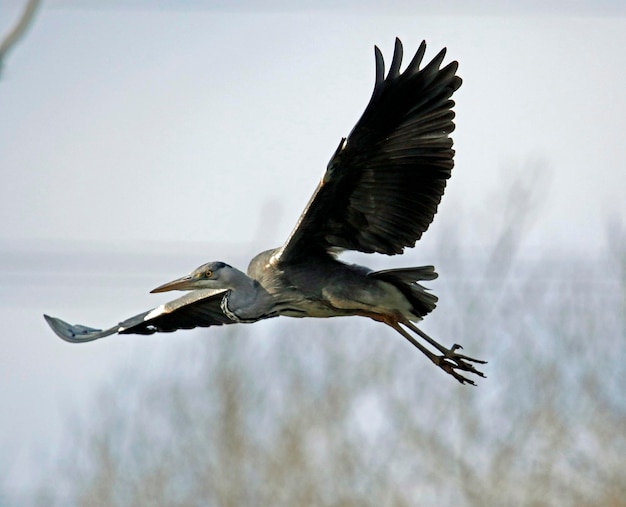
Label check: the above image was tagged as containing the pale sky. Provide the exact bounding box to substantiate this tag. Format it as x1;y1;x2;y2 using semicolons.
2;6;626;254
1;2;625;500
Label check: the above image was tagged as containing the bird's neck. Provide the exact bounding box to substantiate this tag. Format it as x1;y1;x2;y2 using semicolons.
225;269;275;321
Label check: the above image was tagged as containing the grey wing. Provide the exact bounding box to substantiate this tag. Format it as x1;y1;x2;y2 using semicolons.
44;289;234;343
277;38;461;262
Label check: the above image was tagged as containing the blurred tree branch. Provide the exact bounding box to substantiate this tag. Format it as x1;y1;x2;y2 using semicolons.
0;0;42;77
25;168;626;507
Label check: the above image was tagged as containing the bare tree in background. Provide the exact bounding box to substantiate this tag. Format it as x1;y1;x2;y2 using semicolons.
0;0;41;77
28;172;626;507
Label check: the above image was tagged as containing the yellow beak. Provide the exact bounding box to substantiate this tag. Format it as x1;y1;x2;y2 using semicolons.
150;274;197;293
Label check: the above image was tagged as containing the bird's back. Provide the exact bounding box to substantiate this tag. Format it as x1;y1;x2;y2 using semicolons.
247;249;421;320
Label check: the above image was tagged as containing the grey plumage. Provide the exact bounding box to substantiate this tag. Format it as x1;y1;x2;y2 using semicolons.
44;38;485;385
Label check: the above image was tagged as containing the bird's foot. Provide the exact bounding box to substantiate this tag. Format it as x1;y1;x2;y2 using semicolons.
429;344;486;386
392;322;487;385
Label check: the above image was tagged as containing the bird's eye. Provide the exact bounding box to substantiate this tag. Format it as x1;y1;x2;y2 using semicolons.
205;270;213;278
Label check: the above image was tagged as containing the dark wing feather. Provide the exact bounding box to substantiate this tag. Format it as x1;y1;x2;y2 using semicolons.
44;289;235;343
277;38;461;262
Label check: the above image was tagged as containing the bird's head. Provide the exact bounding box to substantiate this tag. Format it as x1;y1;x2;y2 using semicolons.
150;261;236;293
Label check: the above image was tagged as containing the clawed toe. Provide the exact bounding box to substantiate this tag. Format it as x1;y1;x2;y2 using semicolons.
432;347;487;385
443;344;487;365
442;362;478;385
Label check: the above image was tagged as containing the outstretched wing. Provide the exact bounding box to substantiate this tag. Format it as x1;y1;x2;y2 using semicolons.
44;288;234;343
277;38;461;262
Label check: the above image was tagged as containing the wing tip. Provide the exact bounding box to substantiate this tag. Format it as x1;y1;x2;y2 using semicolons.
388;38;404;79
43;314;108;343
374;45;385;87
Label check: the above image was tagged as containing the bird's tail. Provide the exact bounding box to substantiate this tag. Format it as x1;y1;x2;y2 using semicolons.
367;265;438;318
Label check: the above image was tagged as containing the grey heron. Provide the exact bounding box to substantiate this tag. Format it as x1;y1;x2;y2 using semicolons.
44;38;486;385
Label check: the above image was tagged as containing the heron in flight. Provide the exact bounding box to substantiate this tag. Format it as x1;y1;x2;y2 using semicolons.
45;38;486;385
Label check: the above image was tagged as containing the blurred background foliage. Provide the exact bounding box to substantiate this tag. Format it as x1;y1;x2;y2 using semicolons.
29;181;626;507
2;4;624;502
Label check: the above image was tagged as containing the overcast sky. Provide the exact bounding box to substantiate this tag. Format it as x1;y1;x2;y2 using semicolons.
1;2;625;500
2;4;626;256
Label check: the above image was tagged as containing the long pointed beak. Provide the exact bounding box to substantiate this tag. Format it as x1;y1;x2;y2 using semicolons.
150;274;197;293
